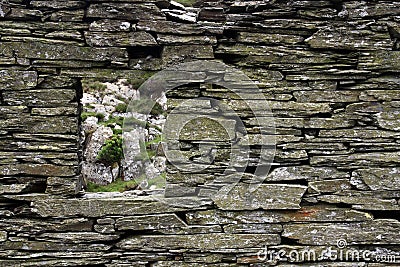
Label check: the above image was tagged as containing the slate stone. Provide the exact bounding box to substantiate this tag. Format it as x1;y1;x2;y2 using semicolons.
87;3;165;21
306;25;392;50
0;42;128;61
31;195;212;217
0;70;37;90
212;183;307;210
116;214;187;231
283;220;400;245
117;233;280;251
3;89;76;107
186;206;373;225
85;31;157;47
352;168;400;191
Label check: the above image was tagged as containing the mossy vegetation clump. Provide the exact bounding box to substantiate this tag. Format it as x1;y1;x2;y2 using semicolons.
97;134;124;167
81;112;105;121
86;179;137;192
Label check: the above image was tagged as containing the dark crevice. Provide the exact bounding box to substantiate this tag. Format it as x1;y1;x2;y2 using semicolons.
388;26;400;51
127;46;162;59
0;90;4;105
214;53;248;64
264;179;308;186
365;210;400;220
280;236;301;246
175;211;188;224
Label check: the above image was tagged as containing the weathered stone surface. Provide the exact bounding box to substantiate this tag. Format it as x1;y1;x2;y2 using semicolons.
267;166;349;181
223;223;282;234
375;109;400;131
274;149;308;162
116;214;187;230
311;152;400;167
283;220;400;245
186;206;372;225
176;117;236;141
0;259;109;267
45;176;79;195
318;191;400;210
3;89;76;107
162;45;214;62
0;231;7;242
0;70;37;90
0;164;77;177
87;3;165;21
293;90;359;102
157;34;217;45
85;31;157;47
358;51;400;71
0;217;92;233
31;107;77;116
238;32;304;44
352;168;400;191
344;1;400;19
117;233;280;251
31;195;212;217
89;19;131;33
136;20;204;35
0;115;78;134
31;0;86;9
0;42;128;61
36;232;119;243
0;134;78;152
213;183;306;210
0;240;111;251
216;44;339;64
306;25;392;50
319;129;400;139
222;100;331;117
309;179;352;193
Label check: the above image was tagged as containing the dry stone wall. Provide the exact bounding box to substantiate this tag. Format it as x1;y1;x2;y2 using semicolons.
1;0;400;266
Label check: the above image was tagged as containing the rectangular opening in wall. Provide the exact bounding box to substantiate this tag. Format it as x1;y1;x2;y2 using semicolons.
80;77;167;194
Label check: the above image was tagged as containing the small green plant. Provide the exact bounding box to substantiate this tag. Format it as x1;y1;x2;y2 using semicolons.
82;79;107;92
113;128;123;135
81;112;105;121
125;72;154;89
115;103;128;113
101;116;124;127
97;135;124;167
86;179;137;193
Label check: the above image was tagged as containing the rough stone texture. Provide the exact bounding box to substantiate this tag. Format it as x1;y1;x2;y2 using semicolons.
1;0;400;266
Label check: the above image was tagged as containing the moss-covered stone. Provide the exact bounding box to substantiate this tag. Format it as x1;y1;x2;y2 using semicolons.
283;220;400;245
85;31;157;47
213;183;307;210
117;233;280;251
0;70;37;90
0;42;128;61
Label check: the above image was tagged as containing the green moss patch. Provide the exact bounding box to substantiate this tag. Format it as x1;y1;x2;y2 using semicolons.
86;179;137;192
